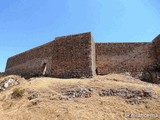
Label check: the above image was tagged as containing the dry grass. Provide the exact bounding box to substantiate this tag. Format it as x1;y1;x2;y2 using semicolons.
0;74;160;120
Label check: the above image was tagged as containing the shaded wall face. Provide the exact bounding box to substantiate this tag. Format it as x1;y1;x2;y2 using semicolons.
152;35;160;63
5;41;54;76
52;32;95;78
96;43;155;74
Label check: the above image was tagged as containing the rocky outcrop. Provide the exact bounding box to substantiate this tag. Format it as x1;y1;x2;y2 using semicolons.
99;88;157;105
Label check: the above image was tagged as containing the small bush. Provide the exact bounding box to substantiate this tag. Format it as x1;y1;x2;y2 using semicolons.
12;88;25;98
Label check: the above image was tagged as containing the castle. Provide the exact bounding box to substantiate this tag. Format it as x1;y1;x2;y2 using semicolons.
5;32;160;78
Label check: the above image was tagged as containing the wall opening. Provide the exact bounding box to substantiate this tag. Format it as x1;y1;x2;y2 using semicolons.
42;63;47;76
96;68;98;75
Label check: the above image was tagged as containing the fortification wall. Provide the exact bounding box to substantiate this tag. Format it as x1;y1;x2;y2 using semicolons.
51;32;95;78
152;35;160;64
5;41;54;76
5;32;159;78
96;43;155;75
91;35;96;76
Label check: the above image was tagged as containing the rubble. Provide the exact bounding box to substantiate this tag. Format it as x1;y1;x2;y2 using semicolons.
62;87;92;98
0;77;19;92
99;88;157;105
28;92;39;100
0;72;5;78
140;64;160;84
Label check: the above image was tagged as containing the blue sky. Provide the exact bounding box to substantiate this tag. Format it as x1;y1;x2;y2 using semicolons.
0;0;160;72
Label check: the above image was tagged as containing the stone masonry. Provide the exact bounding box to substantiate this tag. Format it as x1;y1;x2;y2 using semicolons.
5;32;96;78
5;32;160;78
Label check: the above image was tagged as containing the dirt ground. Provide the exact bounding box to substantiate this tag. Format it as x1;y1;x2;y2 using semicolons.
0;74;160;120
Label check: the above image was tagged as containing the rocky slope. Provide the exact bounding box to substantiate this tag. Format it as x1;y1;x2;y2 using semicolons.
0;74;160;120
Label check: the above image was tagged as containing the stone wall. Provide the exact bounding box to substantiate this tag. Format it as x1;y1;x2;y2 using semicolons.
0;72;5;77
152;35;160;64
96;42;155;75
5;32;95;78
5;32;159;78
5;41;54;76
91;35;96;76
51;32;95;78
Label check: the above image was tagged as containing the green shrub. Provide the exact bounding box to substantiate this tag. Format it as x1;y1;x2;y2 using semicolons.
12;88;25;98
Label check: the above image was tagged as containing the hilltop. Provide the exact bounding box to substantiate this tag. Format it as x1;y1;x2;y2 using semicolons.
0;74;160;120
